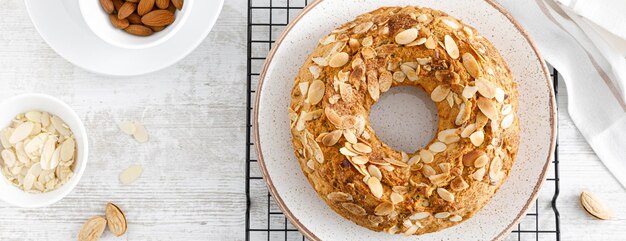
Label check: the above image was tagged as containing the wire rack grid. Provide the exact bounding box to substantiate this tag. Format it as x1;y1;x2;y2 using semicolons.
245;1;561;240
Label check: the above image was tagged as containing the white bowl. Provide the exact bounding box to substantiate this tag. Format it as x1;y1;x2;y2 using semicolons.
0;94;89;208
79;0;194;49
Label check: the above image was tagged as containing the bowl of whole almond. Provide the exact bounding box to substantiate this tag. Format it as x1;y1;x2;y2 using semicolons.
80;0;192;49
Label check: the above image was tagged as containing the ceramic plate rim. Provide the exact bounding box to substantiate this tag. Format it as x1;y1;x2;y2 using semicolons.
23;0;224;77
253;0;557;240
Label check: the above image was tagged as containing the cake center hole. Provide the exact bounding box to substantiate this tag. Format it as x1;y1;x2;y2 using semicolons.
369;86;439;153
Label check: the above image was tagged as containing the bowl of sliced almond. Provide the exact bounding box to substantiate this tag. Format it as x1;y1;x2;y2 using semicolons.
0;94;88;208
80;0;192;49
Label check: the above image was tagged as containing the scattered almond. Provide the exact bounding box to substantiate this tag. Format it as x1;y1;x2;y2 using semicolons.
580;191;613;220
106;203;128;236
120;164;143;184
78;216;107;241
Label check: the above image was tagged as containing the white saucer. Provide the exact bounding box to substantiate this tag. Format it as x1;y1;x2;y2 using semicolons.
25;0;224;76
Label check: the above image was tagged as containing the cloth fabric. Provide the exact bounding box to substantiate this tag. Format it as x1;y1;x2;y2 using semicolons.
496;0;626;188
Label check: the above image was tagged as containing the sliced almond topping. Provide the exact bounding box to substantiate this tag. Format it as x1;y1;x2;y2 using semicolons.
353;143;372;154
409;212;430;220
379;70;393;92
461;124;477;138
343;129;358;144
329;52;350;68
419;149;434;163
440;17;461;30
434;212;450;219
501;114;515;129
9;122;34;144
367;70;380;101
580;191;613;220
307;79;325;105
428;142;447;153
462;150;485;167
462;85;478;99
438;129;460;144
391;192;404;204
368;165;382;180
462;53;481;78
393;71;406;83
425;36;437;49
362;36;373;47
475;78;496;99
353;21;374;34
395;28;418;45
489;156;503;180
400;64;419;82
407;155;421;166
352;156;369;165
477;97;498;120
449;215;463;222
421;165;436;177
495;88;505;102
322;130;342;146
444;35;459;59
404;225;419;236
327;192;353;202
384;158;409;168
451;177;469;191
375;202;394;216
309;65;321;78
474;154;489;168
455;103;470;126
431;85;451;102
437;188;455;202
367;176;384;199
341;203;367;216
470;130;484;147
325;107;342;127
132;122;149;143
472;167;486;181
501;104;513;115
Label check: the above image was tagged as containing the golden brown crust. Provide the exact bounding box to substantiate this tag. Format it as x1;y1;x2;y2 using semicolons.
288;6;519;236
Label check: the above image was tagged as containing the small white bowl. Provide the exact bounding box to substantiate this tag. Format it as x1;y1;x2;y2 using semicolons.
0;94;88;208
79;0;194;49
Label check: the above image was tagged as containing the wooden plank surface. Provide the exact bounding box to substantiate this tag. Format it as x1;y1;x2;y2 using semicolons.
0;0;624;240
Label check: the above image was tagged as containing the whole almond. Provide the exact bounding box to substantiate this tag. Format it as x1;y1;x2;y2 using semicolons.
105;203;128;237
117;2;137;19
156;0;169;9
109;14;130;29
126;0;139;2
150;25;166;32
127;13;142;24
78;216;107;241
124;25;154;36
166;3;176;13
112;0;124;11
99;0;114;14
141;10;175;27
171;0;183;10
580;191;613;220
137;0;156;16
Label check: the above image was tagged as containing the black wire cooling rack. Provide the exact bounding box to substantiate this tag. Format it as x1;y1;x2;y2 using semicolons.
245;1;561;240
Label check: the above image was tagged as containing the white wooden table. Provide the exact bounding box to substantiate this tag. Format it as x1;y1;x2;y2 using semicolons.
0;0;623;240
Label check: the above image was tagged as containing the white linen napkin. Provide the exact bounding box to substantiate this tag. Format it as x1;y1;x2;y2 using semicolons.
496;0;626;188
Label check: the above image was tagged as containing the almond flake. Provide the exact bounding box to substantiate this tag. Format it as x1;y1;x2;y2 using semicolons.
429;142;447;153
120;164;143;185
462;85;478;99
379;70;393;92
9;122;34;144
368;165;382;180
501;114;515;129
342;203;367;216
472;167;486;181
421;165;436;177
393;71;406;83
351;156;369;165
322;130;342;146
434;212;450;219
461;124;477;138
395;28;418;45
474;154;489;168
419;149;434;163
449;215;463;222
133;122;149;143
495;88;505;102
425;36;436;49
470;130;484;146
327;192;353;202
444;35;459;59
475;78;496;99
384;158;409;168
408;155;421;166
409;212;430;220
477;97;498;120
118;121;136;135
391;192;404;204
404;225;419;236
431;85;451;102
437;188;454;202
462;53;481;78
438;129;460;144
329;52;350;68
374;202;394;216
307;79;325;105
400;64;419;81
367;176;383;198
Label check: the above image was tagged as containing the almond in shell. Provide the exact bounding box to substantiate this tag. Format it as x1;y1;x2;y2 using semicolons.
580;191;613;220
106;202;128;236
124;25;154;36
141;10;175;27
78;216;107;241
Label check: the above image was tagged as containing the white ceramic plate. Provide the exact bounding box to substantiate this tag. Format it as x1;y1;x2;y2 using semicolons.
24;0;223;76
254;0;556;240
